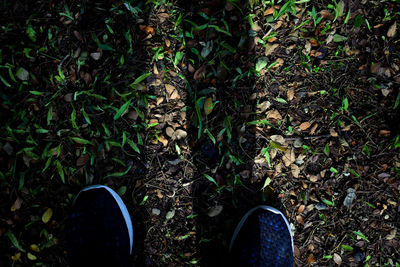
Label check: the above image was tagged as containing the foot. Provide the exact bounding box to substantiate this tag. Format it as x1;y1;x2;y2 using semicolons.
229;205;294;267
66;185;133;267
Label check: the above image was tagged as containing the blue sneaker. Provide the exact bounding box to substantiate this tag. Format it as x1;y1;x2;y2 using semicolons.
229;205;294;267
66;185;133;267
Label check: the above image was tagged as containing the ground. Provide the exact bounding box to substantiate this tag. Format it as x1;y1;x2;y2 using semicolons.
0;0;399;266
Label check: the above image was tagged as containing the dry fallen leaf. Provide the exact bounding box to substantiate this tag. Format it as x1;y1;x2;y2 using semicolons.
379;129;391;137
296;215;304;225
306;254;316;265
76;154;89;167
194;65;207;80
320;10;334;20
333;253;342;265
158;135;168;147
371;62;382;74
264;7;275;16
300;122;312;130
266;110;282;121
387;22;397;38
166;127;174;138
265;43;279;56
298;204;305;214
157;13;169;23
291;164;300;178
173;129;187;140
11;197;23;212
139;25;154;35
283;148;295;167
287;88;295;101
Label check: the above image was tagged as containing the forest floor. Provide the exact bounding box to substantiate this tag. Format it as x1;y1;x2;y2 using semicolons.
0;0;399;266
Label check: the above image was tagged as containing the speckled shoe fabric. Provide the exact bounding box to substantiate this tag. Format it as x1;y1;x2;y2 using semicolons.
230;205;294;267
66;185;133;267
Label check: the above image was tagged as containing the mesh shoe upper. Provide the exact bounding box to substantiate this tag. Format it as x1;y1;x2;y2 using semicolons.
230;205;294;267
66;185;133;267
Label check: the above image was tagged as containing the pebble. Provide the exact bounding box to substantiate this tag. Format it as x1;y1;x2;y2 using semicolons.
152;208;161;216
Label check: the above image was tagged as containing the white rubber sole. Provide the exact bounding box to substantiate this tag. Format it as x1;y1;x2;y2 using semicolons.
229;205;294;254
74;185;134;255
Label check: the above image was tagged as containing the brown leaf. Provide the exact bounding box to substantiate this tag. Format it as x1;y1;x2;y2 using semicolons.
265;43;279;56
309;39;318;47
371;62;382;74
287;87;295;101
296;215;304;225
139;25;154;35
76;154;89;167
73;30;83;41
291;164;300;178
266;110;282;121
264;7;275;16
306;254;316;265
294;245;301;259
267;37;277;43
11;197;23;212
330;128;338;137
320;10;334;20
157;13;169;23
165;84;175;95
283;148;295;167
194;65;207;80
379;129;391;137
173;129;187;140
83;72;92;87
387;22;397;38
166;127;174;138
300;122;312;130
333;253;342;265
158;135;168;147
298;204;305;214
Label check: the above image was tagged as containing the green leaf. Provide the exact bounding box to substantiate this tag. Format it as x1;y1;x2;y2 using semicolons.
42;208;53;223
255;57;268;72
344;9;351;24
114;100;131;120
29;91;44;96
105;166;132;178
47;106;53;126
174;51;184;66
354;14;363;28
333;34;348;42
71;107;78;130
117;186;127;196
6;231;25;252
330;167;338;174
261;177;272;190
261;147;271;168
126;138;140;154
98;44;114;51
71;137;94;146
204;129;216;145
341;244;354;252
322;199;334;206
130;72;151;86
353;231;369;242
0;74;11;87
323;143;330;156
55;160;65;183
203;173;218;187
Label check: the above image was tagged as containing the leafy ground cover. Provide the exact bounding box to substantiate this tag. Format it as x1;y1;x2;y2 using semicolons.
1;0;400;266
